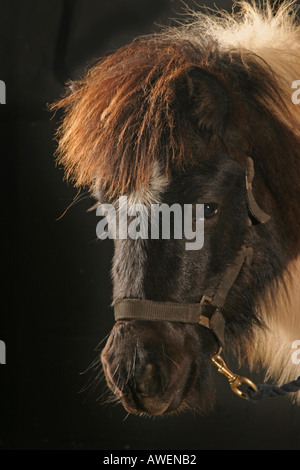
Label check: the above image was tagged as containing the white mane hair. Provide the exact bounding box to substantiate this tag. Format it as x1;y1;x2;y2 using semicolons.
164;0;300;132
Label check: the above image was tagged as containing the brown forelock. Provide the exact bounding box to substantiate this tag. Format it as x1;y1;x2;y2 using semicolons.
50;33;300;213
50;38;234;198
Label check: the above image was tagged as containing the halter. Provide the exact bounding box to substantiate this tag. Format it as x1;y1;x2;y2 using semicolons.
113;156;271;399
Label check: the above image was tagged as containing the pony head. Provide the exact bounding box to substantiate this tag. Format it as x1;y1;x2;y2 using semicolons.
51;1;300;415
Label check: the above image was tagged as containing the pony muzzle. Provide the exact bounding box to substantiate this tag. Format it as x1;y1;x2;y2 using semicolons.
100;320;199;415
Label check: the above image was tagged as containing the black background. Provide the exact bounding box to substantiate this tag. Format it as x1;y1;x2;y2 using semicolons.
1;0;300;451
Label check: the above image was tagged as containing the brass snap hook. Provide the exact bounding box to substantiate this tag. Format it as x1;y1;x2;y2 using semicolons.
211;353;258;400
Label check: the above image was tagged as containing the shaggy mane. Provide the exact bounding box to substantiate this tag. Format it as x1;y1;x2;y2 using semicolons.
50;1;300;198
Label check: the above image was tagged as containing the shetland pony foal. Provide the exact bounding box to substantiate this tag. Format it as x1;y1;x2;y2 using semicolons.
52;2;300;415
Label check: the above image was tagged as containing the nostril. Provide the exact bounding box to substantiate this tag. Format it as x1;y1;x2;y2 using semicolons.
136;363;158;395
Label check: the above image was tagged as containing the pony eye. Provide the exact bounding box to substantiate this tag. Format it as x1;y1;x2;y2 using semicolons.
204;203;218;219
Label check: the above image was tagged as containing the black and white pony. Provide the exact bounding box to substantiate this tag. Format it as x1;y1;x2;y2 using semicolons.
51;1;300;415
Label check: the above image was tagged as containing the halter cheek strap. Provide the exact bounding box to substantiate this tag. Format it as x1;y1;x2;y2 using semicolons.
113;156;270;350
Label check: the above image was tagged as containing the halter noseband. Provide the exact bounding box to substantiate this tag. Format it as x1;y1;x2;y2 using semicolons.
114;245;253;348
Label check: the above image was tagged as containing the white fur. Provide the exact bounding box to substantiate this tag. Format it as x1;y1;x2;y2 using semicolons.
249;256;300;402
167;1;300;134
128;160;170;206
